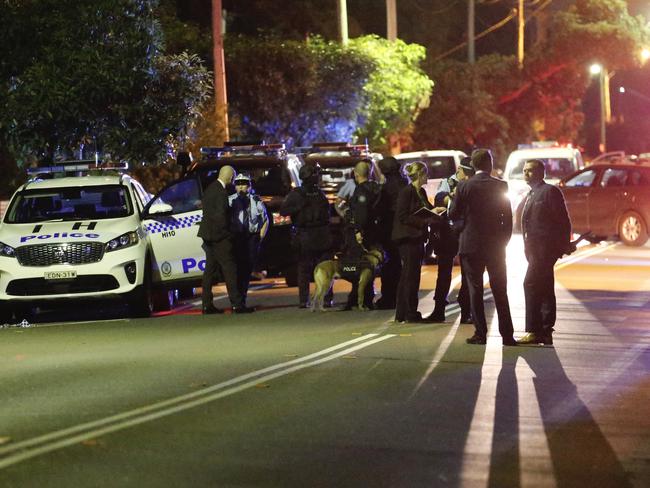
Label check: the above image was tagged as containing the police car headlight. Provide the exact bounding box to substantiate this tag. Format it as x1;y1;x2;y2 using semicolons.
106;231;139;252
0;241;16;258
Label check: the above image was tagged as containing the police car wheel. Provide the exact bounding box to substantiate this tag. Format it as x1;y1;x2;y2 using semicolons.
0;301;12;323
127;263;154;318
151;288;176;312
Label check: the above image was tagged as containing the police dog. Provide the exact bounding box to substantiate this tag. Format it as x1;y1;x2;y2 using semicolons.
311;248;384;312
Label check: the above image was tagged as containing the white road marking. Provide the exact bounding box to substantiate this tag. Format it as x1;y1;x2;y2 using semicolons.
0;333;395;469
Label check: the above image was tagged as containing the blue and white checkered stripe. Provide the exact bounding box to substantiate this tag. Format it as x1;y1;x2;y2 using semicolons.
145;214;202;235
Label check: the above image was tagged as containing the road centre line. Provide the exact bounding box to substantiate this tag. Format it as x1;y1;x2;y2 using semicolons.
0;333;395;469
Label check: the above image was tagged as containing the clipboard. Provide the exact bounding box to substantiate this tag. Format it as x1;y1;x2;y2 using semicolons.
413;207;445;219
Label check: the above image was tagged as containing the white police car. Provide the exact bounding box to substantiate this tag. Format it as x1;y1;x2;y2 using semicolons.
0;161;176;321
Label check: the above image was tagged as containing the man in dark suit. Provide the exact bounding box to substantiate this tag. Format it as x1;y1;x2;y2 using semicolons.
449;149;516;346
375;157;407;309
198;165;253;314
517;159;572;345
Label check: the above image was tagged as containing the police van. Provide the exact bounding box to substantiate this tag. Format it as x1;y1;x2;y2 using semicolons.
0;160;168;321
143;143;303;288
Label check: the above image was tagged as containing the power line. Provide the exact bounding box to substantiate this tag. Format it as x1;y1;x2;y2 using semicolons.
432;9;517;62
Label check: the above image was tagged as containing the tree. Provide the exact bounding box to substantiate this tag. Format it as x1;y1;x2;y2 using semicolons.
413;0;650;162
225;35;431;151
0;0;212;167
225;35;372;147
351;35;432;150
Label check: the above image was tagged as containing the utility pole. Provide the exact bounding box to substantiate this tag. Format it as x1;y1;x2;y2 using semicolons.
337;0;349;45
468;0;475;64
212;0;229;141
517;0;524;69
386;0;397;41
598;68;607;153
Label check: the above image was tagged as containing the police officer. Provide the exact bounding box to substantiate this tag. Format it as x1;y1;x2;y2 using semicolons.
280;164;333;308
424;158;473;323
229;173;269;304
343;160;382;309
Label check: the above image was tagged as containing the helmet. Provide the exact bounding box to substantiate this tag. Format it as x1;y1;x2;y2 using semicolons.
299;164;320;183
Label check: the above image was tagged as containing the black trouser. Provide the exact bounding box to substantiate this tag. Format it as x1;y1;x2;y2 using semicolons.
523;247;558;335
461;250;514;339
434;253;470;315
233;232;261;301
297;249;332;306
345;278;375;309
395;238;425;322
379;242;401;306
202;238;244;309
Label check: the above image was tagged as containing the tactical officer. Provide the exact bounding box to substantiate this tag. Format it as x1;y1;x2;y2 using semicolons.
229;174;269;303
342;160;382;309
280;164;333;308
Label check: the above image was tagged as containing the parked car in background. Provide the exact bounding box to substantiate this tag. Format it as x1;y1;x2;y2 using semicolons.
559;163;650;246
394;150;467;204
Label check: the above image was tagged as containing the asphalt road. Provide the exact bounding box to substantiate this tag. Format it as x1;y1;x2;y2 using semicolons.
1;237;649;487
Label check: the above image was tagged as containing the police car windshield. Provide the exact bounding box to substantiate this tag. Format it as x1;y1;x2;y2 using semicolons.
508;158;575;180
398;157;456;179
5;185;133;223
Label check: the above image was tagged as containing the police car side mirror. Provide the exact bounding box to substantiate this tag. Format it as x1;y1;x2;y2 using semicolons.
147;202;174;216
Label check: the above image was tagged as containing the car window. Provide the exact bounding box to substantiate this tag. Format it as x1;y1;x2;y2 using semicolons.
509;157;576;179
199;163;292;196
601;168;628;187
564;169;597;188
4;185;133;223
399;156;456;179
627;169;650;186
151;178;202;214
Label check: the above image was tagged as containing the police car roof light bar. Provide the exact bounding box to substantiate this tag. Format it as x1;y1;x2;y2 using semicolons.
200;144;286;159
302;142;370;156
26;160;129;176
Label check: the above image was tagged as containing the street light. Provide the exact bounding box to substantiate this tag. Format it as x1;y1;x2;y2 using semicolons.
590;63;610;153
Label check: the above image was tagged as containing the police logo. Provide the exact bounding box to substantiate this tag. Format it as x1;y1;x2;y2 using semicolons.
161;261;172;277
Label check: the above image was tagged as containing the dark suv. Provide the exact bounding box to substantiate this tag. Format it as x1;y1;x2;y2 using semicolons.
559;163;650;246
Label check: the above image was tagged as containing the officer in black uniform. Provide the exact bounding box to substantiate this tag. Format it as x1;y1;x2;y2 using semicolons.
342;160;382;309
424;158;474;323
280;164;333;308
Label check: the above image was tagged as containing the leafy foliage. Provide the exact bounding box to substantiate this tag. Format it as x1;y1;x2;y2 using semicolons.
225;35;372;147
225;35;431;150
0;0;212;167
351;36;432;149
